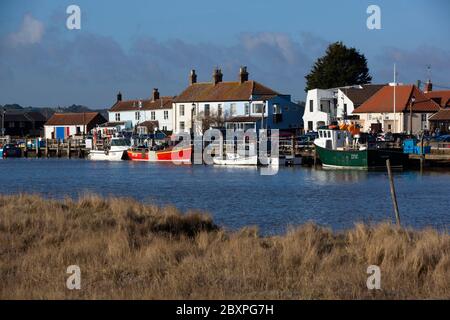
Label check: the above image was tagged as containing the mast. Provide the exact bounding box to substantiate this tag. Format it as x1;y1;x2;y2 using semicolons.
393;64;396;133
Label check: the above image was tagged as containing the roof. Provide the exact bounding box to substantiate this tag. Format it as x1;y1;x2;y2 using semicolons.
110;97;174;112
424;90;450;108
137;120;159;130
45;112;103;126
225;116;263;123
173;80;280;103
340;84;385;107
4;111;47;122
429;109;450;121
353;85;440;113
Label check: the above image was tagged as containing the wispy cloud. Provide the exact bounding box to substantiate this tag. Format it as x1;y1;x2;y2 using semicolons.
7;14;44;47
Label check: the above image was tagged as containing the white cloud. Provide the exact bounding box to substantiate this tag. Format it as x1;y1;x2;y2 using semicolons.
8;14;44;47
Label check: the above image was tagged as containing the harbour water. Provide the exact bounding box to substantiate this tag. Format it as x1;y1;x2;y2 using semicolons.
1;158;449;234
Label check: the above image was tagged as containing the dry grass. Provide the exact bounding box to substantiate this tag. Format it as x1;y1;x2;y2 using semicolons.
0;194;449;299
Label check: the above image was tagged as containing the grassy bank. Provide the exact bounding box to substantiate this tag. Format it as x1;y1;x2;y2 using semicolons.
0;194;449;299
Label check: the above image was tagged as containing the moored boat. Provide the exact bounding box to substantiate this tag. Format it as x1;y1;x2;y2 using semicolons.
213;153;258;166
88;137;131;161
127;145;192;163
314;125;407;170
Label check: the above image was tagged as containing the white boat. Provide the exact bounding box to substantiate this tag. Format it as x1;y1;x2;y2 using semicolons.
88;137;131;161
213;153;258;166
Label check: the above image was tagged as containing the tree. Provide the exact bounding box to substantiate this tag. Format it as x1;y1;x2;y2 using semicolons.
305;42;372;91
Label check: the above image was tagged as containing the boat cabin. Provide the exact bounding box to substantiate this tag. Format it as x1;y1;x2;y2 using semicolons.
315;127;351;150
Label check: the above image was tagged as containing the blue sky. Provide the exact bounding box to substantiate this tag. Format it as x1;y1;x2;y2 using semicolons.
1;0;449;108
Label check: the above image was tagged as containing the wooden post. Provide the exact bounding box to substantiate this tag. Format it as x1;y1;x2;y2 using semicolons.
35;138;39;158
386;159;401;226
67;139;71;158
45;139;49;157
57;140;60;158
313;146;317;168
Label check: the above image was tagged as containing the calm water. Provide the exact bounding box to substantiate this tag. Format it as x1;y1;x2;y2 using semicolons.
1;158;449;234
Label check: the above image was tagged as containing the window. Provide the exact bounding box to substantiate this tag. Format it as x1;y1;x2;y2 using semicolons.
319;131;323;138
179;121;185;130
388;124;392;130
343;103;347;115
421;114;427;121
230;103;237;116
162;126;167;131
151;111;155;120
135;112;140;120
218;104;222;117
180;105;185;116
76;126;81;134
327;131;331;138
115;113;120;121
252;103;264;114
273;104;281;114
164;110;169;120
204;104;210;117
308;121;313;131
245;103;250;115
309;100;313;112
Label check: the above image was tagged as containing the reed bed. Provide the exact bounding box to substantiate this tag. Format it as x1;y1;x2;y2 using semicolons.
0;194;448;299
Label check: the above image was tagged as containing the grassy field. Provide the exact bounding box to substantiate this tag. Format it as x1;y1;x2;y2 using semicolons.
0;194;449;299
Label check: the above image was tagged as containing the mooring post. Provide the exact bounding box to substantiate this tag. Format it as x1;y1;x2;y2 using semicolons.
386;159;401;226
45;139;49;157
67;139;71;158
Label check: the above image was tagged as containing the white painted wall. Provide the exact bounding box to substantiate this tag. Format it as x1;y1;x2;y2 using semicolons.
108;108;173;131
172;101;268;133
355;112;434;133
302;89;337;132
44;125;87;139
336;89;356;119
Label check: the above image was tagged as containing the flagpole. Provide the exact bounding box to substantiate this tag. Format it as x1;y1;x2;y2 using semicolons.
393;64;396;133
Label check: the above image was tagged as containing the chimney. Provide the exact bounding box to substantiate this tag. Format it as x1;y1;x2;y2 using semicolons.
189;69;197;85
239;66;249;83
424;80;432;93
212;68;223;85
152;88;160;101
117;91;122;102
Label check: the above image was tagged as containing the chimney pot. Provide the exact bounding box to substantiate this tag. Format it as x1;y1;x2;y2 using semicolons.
152;88;160;101
424;80;432;93
213;68;223;85
239;66;249;83
117;91;122;102
189;69;197;85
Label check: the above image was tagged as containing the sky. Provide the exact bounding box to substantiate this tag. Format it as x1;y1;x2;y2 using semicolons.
0;0;449;108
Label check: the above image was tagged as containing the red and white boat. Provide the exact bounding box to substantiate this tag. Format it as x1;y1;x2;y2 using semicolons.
127;146;192;163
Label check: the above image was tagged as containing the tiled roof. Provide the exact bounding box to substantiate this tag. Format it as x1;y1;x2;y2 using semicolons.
110;96;174;112
424;90;450;108
353;85;440;113
4;111;47;122
173;80;280;103
45;112;104;126
429;109;450;121
341;84;385;107
137;120;159;130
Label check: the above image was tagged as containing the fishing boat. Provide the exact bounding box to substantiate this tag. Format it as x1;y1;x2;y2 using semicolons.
88;137;131;161
314;125;407;170
127;145;192;163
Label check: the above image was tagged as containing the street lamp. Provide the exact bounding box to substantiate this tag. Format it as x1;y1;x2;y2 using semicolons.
409;96;416;135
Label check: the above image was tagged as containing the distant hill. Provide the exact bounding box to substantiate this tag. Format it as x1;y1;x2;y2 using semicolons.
0;104;109;120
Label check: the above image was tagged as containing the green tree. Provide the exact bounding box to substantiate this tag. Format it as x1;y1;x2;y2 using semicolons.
305;42;372;91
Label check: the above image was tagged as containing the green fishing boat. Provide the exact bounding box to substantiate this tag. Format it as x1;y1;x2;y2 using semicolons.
314;127;407;169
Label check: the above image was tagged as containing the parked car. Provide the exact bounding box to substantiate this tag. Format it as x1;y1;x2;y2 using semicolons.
2;144;22;158
434;134;450;142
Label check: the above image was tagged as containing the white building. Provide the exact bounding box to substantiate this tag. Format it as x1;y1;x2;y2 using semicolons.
303;84;384;132
44;112;106;140
172;67;303;134
108;89;174;132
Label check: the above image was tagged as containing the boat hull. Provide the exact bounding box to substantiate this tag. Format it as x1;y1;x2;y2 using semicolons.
213;155;258;166
88;149;127;161
127;147;192;163
315;145;407;169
